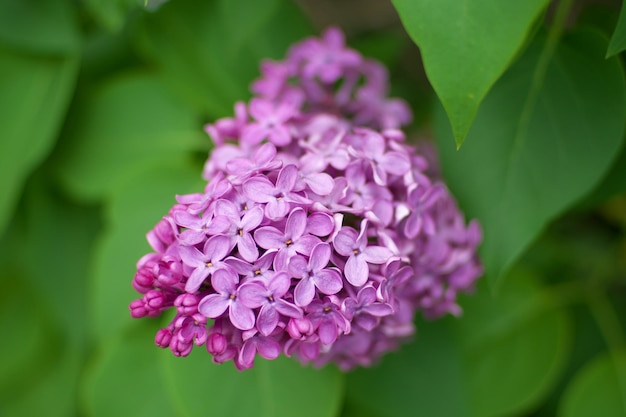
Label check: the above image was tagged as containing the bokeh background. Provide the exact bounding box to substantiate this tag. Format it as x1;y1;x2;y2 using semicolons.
1;0;625;416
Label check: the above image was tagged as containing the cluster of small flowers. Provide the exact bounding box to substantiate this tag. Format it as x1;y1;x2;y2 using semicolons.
129;28;482;371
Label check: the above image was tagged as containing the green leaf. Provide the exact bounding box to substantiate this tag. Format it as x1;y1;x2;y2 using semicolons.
162;349;345;417
434;29;626;287
91;161;205;340
0;47;78;236
56;72;206;202
135;0;312;117
83;323;179;417
392;0;549;146
607;1;626;57
0;0;80;54
82;0;142;31
346;270;570;417
560;350;626;417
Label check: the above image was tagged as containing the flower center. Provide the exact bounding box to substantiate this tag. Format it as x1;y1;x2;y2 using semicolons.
254;269;262;275
206;262;213;268
285;239;293;246
238;228;244;236
323;306;332;313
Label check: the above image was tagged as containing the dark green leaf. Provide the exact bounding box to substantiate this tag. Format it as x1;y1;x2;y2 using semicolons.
135;0;312;117
56;72;206;202
91;161;204;340
83;323;179;417
434;30;626;287
560;350;626;417
346;270;570;417
0;47;78;236
607;1;626;57
162;349;345;417
392;0;549;146
0;0;80;54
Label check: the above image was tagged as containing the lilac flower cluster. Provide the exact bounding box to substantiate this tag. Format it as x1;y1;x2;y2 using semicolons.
129;28;482;370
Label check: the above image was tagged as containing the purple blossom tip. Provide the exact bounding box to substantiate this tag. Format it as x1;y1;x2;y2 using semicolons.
129;27;482;371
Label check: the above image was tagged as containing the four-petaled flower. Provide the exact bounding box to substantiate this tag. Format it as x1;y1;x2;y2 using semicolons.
288;243;343;307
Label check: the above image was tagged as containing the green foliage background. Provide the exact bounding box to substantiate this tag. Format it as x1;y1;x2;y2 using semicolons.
1;0;626;416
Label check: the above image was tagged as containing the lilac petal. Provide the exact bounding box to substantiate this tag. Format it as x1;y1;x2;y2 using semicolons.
179;246;205;268
318;320;338;345
372;163;388;186
174;211;203;228
273;249;295;273
203;235;233;261
205;215;232;235
255;142;277;165
333;227;357;256
268;272;291;297
287;255;308;278
293;235;321;256
224;257;253;275
257;305;279;335
285;207;307;240
226;157;254;174
184;267;211;293
314;269;343;295
229;302;256;330
355;314;378;331
238;282;267;308
294;278;316;307
237;232;259;262
238;339;257;369
362;246;393;264
365;303;394;317
276;164;298;192
380;151;411;175
404;212;422;239
306;172;335;195
214;199;239;221
198;294;229;318
240;206;264;231
345;255;369;287
256;335;281;360
243;176;275;203
211;268;237;294
241;124;268;145
306;212;334;236
274;299;303;319
254;226;285;249
178;229;207;246
308;243;331;272
266;198;289;220
269;125;291;146
357;286;377;304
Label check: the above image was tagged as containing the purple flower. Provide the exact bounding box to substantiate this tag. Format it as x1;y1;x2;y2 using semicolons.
238;272;303;335
333;221;393;287
288;243;343;307
198;268;256;331
242;98;299;146
342;286;393;331
306;297;350;345
213;199;264;262
179;235;231;293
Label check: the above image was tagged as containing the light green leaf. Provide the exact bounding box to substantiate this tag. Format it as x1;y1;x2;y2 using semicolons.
392;0;549;146
91;161;205;341
82;0;142;31
0;47;78;236
0;0;80;54
83;323;179;417
56;72;206;202
135;0;312;117
560;350;626;417
162;349;345;417
607;1;626;57
434;29;626;287
346;270;570;417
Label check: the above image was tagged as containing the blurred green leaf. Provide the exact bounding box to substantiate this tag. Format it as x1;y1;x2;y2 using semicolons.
560;350;626;417
346;270;570;417
162;349;345;417
0;47;78;236
135;0;312;117
91;160;204;340
434;29;626;287
0;0;80;54
391;0;549;146
82;0;142;31
84;323;179;417
607;1;626;57
56;72;206;202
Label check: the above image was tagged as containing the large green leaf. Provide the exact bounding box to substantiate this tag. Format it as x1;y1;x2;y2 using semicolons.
560;350;626;417
346;270;570;417
91;161;204;341
135;0;312;117
0;47;78;236
83;323;179;417
607;1;626;57
0;0;80;54
434;30;626;287
162;349;345;417
392;0;549;146
82;0;142;31
56;72;206;202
